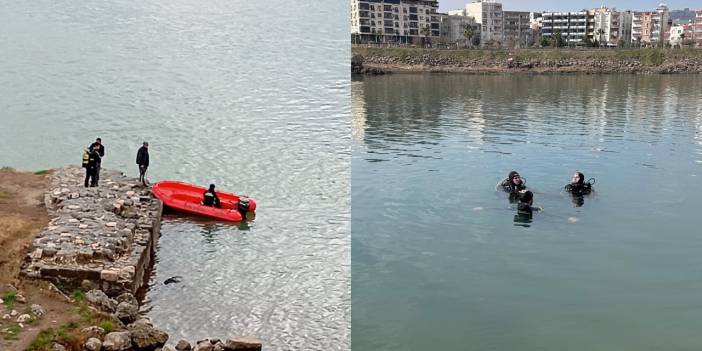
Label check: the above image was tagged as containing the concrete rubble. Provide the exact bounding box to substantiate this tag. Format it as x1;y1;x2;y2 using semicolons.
21;166;162;295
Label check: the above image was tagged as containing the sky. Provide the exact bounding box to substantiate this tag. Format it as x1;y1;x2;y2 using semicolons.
438;0;701;12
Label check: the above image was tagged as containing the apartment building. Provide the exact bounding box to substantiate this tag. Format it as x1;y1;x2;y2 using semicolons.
632;11;654;45
693;10;702;46
619;11;633;44
589;7;633;46
631;4;671;47
668;24;688;47
651;3;671;46
503;11;532;47
465;0;504;45
350;0;440;44
541;12;589;45
438;13;479;46
591;7;619;46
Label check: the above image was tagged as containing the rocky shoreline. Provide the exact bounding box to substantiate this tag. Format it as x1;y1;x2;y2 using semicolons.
3;166;263;351
21;166;162;295
80;288;262;351
352;48;702;75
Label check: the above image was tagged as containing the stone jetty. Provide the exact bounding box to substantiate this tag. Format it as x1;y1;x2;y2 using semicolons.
14;166;264;351
21;166;162;295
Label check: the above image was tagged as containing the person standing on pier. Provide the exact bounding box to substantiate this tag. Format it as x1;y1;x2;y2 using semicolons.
84;145;101;187
136;141;150;186
88;138;105;184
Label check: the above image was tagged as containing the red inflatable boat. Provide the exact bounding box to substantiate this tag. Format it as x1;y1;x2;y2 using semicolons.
151;181;256;222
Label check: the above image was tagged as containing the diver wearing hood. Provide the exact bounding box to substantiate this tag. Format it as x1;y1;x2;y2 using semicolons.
499;171;527;204
500;171;526;192
564;172;593;196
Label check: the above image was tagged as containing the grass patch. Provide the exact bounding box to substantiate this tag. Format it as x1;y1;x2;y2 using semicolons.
3;291;17;306
71;289;85;302
3;322;21;340
33;170;49;175
73;303;95;322
27;322;81;351
98;320;114;333
0;189;12;200
641;49;663;66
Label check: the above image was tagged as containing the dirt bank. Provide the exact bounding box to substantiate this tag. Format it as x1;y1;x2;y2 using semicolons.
352;47;702;75
0;168;49;283
0;168;73;350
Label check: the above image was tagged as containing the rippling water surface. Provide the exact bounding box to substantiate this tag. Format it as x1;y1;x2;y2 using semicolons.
0;0;350;349
352;75;702;351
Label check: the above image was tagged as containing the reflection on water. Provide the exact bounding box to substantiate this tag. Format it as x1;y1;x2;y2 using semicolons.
353;74;702;351
0;0;350;349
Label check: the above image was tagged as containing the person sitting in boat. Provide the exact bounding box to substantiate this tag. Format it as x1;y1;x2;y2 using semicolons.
203;184;221;208
564;171;593;196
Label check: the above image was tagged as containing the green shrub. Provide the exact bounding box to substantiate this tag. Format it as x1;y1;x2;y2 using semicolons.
2;291;17;306
99;320;114;333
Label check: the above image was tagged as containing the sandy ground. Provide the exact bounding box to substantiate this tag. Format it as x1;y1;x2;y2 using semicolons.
0;169;82;350
0;168;49;282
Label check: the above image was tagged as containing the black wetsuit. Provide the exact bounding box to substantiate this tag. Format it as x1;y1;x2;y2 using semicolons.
203;190;221;208
501;179;526;193
565;183;592;196
517;202;535;216
500;171;526;194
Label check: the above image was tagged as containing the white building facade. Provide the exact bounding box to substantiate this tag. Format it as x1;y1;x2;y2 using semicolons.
503;11;532;47
541;12;589;45
465;0;504;45
669;24;685;47
438;14;479;47
650;3;671;47
351;0;440;44
590;7;632;47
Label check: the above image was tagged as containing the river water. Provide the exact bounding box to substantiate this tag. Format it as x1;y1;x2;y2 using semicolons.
0;0;350;349
352;74;702;351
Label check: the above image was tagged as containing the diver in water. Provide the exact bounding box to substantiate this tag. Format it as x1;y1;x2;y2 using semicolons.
499;171;527;203
500;171;527;193
564;171;594;196
513;190;541;226
516;190;542;217
565;172;594;207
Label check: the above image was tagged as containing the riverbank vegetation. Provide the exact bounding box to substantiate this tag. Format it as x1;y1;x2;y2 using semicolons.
353;47;702;66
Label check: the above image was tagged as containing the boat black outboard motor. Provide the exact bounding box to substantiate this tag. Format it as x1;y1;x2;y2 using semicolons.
237;197;251;217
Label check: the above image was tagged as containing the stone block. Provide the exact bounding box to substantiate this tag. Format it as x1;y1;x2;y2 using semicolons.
101;269;120;282
223;337;262;351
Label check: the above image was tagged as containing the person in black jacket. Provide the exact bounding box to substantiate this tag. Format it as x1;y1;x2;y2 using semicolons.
136;142;149;186
84;145;101;187
88;138;105;184
202;184;221;208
